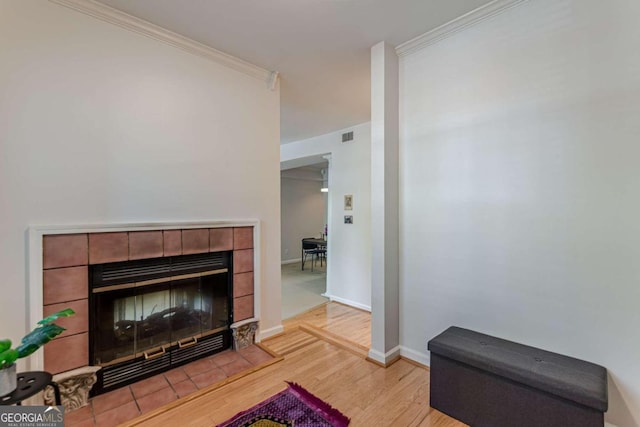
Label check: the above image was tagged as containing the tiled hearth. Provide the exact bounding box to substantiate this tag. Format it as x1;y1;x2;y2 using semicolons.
41;225;256;375
65;345;274;427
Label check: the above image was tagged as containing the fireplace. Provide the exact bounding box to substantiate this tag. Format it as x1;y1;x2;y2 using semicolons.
35;224;257;398
90;252;233;394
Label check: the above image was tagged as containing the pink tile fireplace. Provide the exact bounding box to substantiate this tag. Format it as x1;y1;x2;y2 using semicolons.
31;222;258;395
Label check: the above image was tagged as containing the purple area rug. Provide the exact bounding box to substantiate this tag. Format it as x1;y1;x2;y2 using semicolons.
217;382;350;427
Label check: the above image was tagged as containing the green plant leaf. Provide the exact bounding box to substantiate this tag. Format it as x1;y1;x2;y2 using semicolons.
37;308;75;325
0;348;18;369
0;339;11;353
16;324;66;358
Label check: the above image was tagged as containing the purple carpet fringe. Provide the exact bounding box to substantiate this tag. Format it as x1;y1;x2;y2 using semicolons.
286;381;350;427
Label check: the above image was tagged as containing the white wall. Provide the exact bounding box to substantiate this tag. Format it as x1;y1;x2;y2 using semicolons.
0;1;281;348
399;1;640;425
280;173;325;262
281;123;371;310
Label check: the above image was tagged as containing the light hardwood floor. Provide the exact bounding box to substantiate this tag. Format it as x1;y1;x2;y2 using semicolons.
124;302;466;427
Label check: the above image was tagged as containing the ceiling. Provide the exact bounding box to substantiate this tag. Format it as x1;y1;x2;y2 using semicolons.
97;0;492;143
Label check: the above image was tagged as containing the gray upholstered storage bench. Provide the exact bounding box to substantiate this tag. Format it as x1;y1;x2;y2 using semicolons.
428;327;608;427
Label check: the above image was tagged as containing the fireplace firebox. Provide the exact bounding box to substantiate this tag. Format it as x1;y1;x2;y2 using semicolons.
90;252;233;394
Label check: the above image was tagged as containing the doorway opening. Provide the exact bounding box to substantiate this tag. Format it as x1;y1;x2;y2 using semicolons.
280;154;331;319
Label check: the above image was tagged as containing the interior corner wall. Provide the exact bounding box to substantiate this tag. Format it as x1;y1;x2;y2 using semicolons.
399;0;640;425
280;176;325;262
0;1;281;353
281;122;372;310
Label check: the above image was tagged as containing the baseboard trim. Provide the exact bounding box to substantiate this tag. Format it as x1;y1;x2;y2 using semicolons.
322;293;371;312
399;346;431;367
258;325;284;341
281;258;301;265
367;346;401;367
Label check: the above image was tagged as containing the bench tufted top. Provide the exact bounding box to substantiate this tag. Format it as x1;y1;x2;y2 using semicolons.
427;326;608;412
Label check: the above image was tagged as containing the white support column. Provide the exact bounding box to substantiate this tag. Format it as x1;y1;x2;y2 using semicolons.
368;41;400;366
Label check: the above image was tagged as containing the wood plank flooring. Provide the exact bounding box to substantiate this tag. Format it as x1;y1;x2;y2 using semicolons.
124;302;466;427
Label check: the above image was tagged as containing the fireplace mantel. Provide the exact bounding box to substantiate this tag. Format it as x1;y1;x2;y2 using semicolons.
27;220;261;373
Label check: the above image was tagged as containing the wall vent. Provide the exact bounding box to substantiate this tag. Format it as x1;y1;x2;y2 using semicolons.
342;131;354;143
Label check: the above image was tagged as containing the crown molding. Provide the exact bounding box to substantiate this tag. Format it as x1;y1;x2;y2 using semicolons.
49;0;275;86
396;0;528;57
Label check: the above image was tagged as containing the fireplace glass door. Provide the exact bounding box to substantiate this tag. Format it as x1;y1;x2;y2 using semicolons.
93;272;228;367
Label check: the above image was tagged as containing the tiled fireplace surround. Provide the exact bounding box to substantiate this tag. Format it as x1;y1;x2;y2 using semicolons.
38;224;256;376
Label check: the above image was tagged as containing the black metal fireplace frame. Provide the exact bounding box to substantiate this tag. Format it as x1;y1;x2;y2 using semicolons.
89;252;234;395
